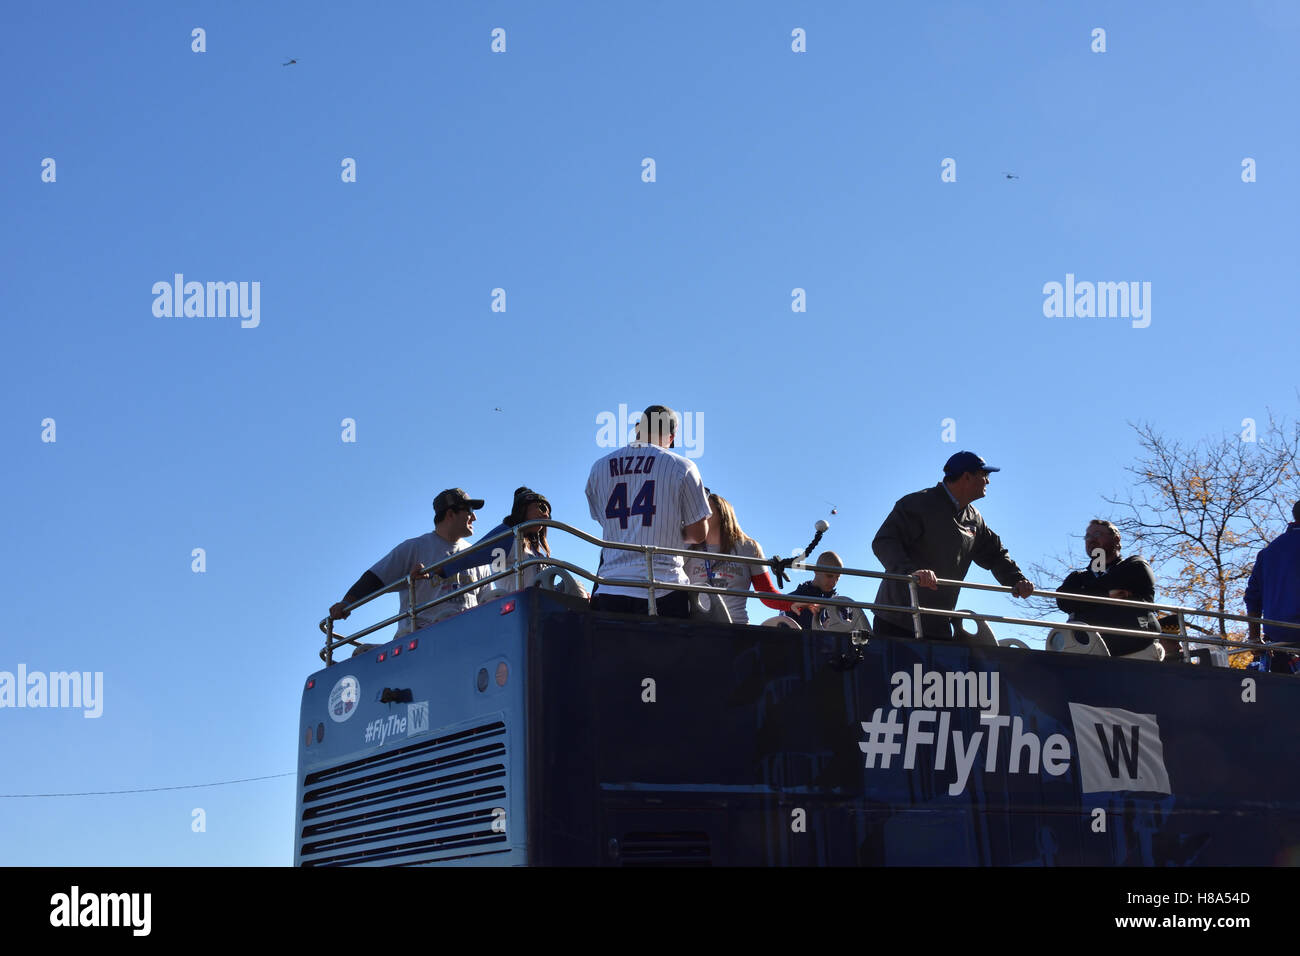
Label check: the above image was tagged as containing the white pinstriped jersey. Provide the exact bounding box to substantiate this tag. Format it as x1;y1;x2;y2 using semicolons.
585;441;710;598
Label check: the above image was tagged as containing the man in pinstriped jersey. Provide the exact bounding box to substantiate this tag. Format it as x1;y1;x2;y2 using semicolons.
585;405;710;618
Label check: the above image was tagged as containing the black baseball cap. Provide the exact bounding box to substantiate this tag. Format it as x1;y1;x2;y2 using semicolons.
433;488;485;514
943;451;1000;478
507;487;551;525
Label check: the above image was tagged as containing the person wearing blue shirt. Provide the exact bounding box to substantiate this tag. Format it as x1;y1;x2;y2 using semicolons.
1245;501;1300;674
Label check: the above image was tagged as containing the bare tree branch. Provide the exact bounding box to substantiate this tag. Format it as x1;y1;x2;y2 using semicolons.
1099;414;1300;644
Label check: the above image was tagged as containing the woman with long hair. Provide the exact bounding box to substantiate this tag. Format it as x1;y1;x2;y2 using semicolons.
437;486;555;589
504;486;552;563
686;491;792;625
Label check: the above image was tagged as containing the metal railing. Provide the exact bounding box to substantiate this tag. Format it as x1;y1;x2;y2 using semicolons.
318;518;1300;667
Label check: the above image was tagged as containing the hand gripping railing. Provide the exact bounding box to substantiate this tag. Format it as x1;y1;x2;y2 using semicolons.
931;574;1300;660
319;518;1300;666
320;525;526;664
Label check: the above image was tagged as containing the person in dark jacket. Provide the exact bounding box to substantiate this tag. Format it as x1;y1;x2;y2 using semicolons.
1056;519;1158;656
872;451;1034;640
1245;501;1300;674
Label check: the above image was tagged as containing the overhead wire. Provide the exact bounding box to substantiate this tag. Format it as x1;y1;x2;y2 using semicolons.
0;771;294;798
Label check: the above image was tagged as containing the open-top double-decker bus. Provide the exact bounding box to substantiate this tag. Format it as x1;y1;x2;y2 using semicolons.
295;520;1300;866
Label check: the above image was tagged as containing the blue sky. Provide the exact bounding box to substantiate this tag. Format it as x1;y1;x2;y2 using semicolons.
3;1;1297;865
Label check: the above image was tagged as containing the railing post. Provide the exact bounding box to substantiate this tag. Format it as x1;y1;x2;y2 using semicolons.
909;578;923;639
514;525;524;591
407;574;417;634
646;546;658;616
326;618;335;666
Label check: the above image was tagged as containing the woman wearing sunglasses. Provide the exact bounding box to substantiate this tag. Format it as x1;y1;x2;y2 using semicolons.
436;486;558;590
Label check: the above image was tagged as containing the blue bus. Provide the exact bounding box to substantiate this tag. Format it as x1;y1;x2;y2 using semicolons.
295;522;1300;866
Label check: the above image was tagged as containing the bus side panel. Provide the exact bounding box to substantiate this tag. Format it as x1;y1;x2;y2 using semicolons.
527;592;601;865
574;612;1300;866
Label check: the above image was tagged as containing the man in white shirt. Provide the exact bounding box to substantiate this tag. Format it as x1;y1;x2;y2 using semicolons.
329;488;487;637
585;405;710;618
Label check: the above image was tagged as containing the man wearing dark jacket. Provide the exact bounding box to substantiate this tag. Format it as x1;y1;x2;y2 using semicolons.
1056;519;1158;656
872;451;1034;640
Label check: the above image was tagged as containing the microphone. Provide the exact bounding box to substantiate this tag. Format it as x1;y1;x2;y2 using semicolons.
801;519;830;562
773;519;831;587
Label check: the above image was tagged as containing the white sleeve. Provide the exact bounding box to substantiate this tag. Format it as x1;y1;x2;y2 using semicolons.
586;463;601;522
680;460;710;526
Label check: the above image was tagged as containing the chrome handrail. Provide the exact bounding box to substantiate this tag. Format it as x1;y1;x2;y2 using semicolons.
318;517;1300;665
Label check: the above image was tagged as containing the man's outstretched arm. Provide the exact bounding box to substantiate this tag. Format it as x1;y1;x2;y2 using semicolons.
330;570;384;620
972;523;1033;597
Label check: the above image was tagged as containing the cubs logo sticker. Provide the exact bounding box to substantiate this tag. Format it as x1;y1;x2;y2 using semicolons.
328;675;360;723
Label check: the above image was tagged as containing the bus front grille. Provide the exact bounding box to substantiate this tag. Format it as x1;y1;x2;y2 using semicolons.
298;720;509;866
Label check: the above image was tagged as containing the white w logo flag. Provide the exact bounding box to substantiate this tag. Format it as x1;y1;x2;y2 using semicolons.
1067;703;1171;794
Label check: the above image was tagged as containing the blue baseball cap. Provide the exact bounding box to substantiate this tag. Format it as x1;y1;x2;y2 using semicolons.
943;451;1000;478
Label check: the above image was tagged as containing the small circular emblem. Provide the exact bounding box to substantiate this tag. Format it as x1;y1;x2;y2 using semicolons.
328;675;360;723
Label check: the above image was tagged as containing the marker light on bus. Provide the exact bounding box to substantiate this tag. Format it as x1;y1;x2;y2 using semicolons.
407;639;418;651
501;600;516;615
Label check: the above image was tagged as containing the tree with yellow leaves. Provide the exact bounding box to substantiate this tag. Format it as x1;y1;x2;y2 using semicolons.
1104;416;1300;657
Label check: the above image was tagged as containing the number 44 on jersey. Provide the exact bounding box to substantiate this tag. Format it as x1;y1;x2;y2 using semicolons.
605;481;657;529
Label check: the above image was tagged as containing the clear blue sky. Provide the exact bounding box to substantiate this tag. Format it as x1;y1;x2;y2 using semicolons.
3;0;1297;865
